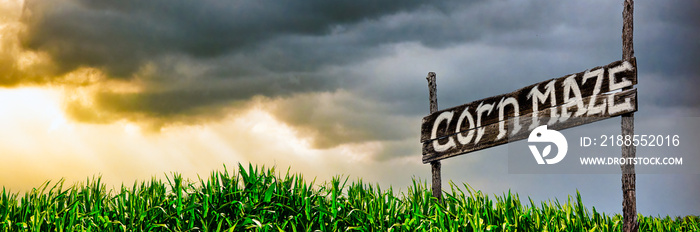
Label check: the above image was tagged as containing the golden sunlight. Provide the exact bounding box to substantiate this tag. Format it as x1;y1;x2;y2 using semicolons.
0;88;362;192
0;87;69;133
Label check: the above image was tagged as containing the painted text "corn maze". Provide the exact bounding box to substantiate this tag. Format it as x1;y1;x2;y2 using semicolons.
420;58;638;163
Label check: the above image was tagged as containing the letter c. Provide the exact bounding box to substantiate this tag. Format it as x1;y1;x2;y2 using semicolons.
431;111;456;152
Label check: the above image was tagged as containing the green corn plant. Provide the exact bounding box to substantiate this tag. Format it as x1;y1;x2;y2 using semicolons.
0;163;697;231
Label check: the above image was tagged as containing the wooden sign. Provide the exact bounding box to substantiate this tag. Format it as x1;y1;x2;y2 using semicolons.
421;58;638;163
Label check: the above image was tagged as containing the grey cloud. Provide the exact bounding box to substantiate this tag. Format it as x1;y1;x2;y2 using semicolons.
334;1;570;50
264;91;417;149
17;0;451;124
635;1;700;108
20;0;428;77
637;1;700;74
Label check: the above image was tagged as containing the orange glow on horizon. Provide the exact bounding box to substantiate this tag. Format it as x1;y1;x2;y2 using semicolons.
0;87;377;193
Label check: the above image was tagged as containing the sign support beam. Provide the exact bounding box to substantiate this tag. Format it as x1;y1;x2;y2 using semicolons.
621;0;638;231
426;72;442;202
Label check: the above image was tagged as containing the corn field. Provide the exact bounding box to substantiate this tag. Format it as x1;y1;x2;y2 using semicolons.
0;163;697;231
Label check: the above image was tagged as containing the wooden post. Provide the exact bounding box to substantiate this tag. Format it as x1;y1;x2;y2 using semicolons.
621;0;638;231
426;72;442;202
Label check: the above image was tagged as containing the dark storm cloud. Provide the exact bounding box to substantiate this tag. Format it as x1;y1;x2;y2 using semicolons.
17;0;462;122
635;1;700;109
264;92;416;149
17;0;489;124
20;0;429;77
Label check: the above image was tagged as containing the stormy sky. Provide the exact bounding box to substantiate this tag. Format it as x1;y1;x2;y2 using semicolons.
0;0;698;216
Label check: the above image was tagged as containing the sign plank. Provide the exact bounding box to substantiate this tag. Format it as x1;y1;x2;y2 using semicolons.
420;58;637;143
421;58;637;163
423;88;637;163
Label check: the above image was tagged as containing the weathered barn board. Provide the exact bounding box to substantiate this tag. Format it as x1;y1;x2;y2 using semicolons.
423;88;637;163
421;82;637;163
420;58;637;144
